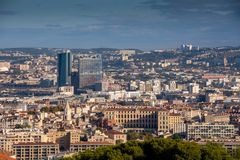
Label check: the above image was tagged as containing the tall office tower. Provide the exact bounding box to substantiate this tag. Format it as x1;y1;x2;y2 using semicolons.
78;54;102;91
57;50;72;87
71;71;79;94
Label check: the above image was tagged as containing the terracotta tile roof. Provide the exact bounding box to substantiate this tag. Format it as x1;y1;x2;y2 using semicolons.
0;154;16;160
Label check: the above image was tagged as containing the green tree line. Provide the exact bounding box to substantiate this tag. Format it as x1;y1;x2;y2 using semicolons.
63;138;240;160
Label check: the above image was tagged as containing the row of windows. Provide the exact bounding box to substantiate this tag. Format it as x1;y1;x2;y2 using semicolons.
158;126;169;130
114;116;168;120
70;145;110;152
106;111;168;115
123;124;157;128
16;151;56;154
188;129;234;131
116;114;157;118
117;119;157;123
188;126;234;129
15;148;57;150
14;147;58;150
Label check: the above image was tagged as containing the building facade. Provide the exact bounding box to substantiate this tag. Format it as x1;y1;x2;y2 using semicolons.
103;107;169;134
13;142;59;160
78;54;102;91
168;113;184;133
187;123;236;140
0;132;47;153
46;130;81;151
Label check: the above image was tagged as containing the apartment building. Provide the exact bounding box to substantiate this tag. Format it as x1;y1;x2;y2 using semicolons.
0;132;47;153
187;123;236;140
106;130;127;144
13;142;59;160
0;116;25;129
88;130;113;143
46;130;81;151
168;113;185;135
204;113;230;123
168;113;184;131
103;107;169;133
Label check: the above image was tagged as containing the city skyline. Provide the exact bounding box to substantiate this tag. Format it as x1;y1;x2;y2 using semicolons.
1;0;240;50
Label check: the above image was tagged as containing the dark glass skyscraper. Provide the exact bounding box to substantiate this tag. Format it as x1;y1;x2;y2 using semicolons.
57;50;72;87
78;54;102;91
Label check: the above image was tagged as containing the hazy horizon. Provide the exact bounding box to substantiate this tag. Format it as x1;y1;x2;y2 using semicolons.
1;0;240;49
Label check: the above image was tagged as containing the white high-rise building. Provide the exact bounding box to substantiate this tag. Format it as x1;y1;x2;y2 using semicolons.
138;81;145;92
181;44;193;51
169;81;176;91
189;83;199;94
152;79;161;93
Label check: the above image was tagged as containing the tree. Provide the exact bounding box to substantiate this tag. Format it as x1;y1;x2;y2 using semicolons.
172;133;182;140
116;141;145;160
15;124;22;129
116;139;124;144
105;149;124;160
127;132;141;140
235;147;240;159
64;139;233;160
173;141;201;160
201;143;233;160
15;123;31;129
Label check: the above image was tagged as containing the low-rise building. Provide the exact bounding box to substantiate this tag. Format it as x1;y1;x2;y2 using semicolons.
106;130;127;144
13;142;59;160
103;107;169;134
187;123;236;140
70;142;113;153
204;113;230;123
47;130;81;151
168;113;184;133
0;132;47;153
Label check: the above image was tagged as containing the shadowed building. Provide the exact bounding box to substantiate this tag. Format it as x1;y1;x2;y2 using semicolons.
71;71;79;94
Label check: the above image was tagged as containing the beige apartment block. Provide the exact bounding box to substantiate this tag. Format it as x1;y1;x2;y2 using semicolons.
103;107;169;133
13;142;59;160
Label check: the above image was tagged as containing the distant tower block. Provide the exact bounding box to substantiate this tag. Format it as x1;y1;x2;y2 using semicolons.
57;50;72;87
223;57;228;67
78;54;103;91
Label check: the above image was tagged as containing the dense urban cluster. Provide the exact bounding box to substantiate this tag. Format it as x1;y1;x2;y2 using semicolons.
0;45;240;159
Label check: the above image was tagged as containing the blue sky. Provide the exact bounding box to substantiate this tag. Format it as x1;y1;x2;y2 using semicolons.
0;0;240;50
